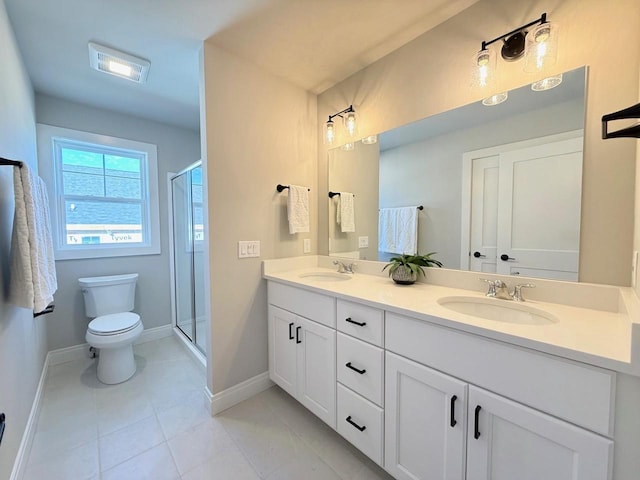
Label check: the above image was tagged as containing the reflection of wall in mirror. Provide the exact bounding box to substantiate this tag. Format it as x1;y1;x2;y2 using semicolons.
379;98;584;269
328;141;379;260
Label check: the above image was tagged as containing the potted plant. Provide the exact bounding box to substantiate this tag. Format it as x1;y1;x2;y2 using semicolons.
382;253;443;285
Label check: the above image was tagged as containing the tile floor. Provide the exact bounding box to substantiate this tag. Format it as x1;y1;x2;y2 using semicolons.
23;335;393;480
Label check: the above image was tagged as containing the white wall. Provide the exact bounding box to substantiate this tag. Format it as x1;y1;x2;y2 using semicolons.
0;2;47;478
201;43;317;393
318;0;640;286
35;95;200;350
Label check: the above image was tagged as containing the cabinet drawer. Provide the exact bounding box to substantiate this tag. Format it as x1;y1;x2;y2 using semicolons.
337;299;384;346
386;312;616;436
268;281;336;328
337;384;384;466
337;333;384;406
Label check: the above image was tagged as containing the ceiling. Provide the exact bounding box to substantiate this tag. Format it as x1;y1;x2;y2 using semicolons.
5;0;478;132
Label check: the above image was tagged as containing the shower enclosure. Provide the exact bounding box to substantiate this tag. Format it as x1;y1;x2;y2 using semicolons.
169;162;206;355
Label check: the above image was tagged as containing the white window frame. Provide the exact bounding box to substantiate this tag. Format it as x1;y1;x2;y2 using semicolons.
37;124;161;260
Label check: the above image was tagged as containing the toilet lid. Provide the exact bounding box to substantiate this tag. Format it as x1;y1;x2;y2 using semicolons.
88;312;140;336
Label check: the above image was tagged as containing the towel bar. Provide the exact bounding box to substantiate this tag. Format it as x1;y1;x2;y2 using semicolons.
276;184;310;192
0;157;23;168
34;303;55;318
328;191;357;198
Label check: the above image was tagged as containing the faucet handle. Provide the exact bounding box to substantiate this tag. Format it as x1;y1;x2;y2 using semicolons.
513;283;536;302
480;278;497;297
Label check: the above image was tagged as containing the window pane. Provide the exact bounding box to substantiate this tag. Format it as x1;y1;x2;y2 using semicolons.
106;176;141;199
64;200;143;245
61;148;103;173
105;155;141;179
62;171;105;197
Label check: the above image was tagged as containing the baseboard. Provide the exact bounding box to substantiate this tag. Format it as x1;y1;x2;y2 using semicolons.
209;372;274;416
10;354;50;480
47;324;173;366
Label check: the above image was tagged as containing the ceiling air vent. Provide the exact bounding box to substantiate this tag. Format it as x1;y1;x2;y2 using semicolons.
88;42;150;83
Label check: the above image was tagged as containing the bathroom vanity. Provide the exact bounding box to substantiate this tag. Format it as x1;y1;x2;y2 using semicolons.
263;256;640;480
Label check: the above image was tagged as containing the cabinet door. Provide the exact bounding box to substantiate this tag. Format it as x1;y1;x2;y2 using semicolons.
268;305;298;398
297;316;336;428
466;386;613;480
385;352;467;480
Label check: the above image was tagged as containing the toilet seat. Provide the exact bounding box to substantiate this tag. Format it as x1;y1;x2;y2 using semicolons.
88;312;141;336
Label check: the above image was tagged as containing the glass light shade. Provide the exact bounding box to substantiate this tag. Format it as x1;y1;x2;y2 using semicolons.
524;22;559;73
472;48;496;90
361;135;378;144
531;73;563;91
344;110;358;138
482;92;508;106
324;119;336;146
340;143;355;151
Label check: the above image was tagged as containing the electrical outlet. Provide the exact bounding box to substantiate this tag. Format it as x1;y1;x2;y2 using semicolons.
358;236;369;248
238;240;260;258
303;238;311;253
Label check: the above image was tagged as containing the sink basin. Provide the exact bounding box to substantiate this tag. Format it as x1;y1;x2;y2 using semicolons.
298;271;352;282
437;296;557;326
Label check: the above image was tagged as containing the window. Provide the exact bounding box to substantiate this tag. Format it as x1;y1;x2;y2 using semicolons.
37;124;161;260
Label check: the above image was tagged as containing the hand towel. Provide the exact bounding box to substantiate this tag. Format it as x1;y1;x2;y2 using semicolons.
9;164;58;313
378;206;419;255
287;185;310;234
337;192;355;233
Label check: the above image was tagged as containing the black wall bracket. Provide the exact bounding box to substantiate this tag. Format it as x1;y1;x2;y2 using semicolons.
602;102;640;139
0;412;6;445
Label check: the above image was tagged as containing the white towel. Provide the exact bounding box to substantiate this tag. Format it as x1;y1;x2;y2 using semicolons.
286;185;310;234
378;206;419;255
337;192;355;233
9;164;58;313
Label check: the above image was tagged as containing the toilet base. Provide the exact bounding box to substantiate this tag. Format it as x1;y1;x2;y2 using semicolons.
96;344;137;384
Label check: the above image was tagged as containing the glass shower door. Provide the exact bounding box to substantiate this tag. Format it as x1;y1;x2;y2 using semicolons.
170;162;205;354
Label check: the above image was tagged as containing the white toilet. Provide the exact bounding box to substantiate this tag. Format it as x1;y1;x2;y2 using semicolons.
79;273;144;384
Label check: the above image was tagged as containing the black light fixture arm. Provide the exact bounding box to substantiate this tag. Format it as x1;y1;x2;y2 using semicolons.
481;13;547;50
327;105;355;122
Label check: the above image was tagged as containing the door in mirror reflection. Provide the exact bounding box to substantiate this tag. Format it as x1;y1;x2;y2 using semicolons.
464;133;583;281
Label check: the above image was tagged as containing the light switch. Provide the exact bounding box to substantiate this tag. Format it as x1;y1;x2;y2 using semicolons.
358;236;369;248
303;238;311;253
238;240;260;258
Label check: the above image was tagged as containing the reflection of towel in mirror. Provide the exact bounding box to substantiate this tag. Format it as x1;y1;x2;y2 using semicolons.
337;192;355;233
378;206;418;254
287;185;310;234
10;163;58;313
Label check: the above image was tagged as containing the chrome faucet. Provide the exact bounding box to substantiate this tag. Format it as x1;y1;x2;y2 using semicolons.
480;279;535;301
333;260;356;274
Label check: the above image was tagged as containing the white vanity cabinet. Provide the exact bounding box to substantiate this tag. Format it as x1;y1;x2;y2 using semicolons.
267;283;337;428
385;312;614;480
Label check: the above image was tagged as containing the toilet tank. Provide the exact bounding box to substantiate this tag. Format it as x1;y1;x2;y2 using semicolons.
78;273;138;317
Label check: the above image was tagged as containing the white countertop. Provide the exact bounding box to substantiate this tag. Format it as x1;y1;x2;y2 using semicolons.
263;257;640;376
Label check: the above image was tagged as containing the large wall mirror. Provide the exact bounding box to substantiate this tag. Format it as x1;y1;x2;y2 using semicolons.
327;66;586;281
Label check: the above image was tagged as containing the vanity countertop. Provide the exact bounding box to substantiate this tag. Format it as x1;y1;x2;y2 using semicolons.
263;257;640;376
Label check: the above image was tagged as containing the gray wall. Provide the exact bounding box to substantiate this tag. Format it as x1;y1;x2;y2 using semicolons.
201;43;317;393
35;95;200;350
0;2;47;477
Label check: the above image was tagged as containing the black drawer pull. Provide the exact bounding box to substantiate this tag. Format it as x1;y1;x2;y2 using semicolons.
450;395;457;427
288;322;294;340
345;362;366;375
345;317;367;327
346;416;366;432
296;326;302;344
474;405;482;439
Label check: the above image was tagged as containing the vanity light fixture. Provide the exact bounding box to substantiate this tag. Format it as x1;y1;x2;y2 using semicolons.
474;13;560;102
361;135;378;144
88;42;150;83
323;105;358;145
